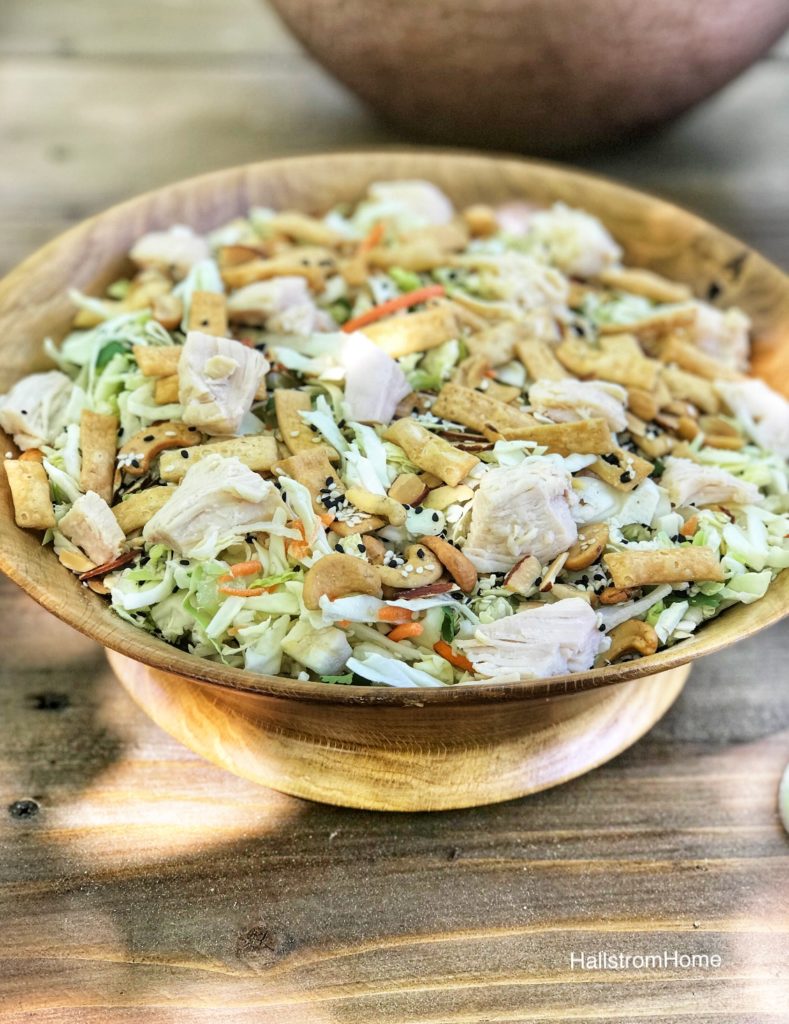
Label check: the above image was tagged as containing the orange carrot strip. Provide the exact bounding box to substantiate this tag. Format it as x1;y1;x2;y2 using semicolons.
336;619;351;628
679;515;699;538
377;606;414;624
341;284;446;334
388;622;424;642
358;221;385;254
433;640;474;673
229;559;262;577
218;584;265;597
319;512;335;527
18;448;44;462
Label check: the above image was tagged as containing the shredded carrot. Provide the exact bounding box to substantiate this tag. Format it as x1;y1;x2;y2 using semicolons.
218;584;266;597
388;622;424;642
219;560;262;583
433;640;474;673
18;449;43;462
319;512;335;527
341;284;446;334
358;221;385;254
679;515;699;538
377;606;414;624
336;619;351;628
483;368;497;378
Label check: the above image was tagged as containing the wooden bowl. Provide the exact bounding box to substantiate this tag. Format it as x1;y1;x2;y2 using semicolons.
269;0;789;154
1;151;787;810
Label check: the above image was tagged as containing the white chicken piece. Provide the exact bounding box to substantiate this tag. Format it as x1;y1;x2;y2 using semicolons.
528;378;628;432
340;332;411;424
661;456;762;508
690;302;750;371
716;378;789;457
458;598;606;679
495;201;539;237
463;456;578;572
365;180;455;228
0;371;74;451
178;331;269;435
226;277;334;334
143;453;287;558
527;203;622;278
130;225;210;280
59;491;125;565
476;252;569;318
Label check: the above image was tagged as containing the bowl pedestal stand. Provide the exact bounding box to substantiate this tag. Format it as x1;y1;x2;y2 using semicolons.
107;651;688;812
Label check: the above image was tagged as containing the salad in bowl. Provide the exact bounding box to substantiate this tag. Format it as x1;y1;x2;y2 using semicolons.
2;179;787;688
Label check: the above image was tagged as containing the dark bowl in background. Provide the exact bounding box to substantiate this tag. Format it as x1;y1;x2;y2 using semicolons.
269;0;789;154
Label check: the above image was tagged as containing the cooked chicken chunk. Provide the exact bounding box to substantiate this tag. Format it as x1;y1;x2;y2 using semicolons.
143;453;287;558
340;332;411;424
463;456;578;572
226;276;334;333
0;370;74;450
458;598;606;679
691;302;750;371
528;378;627;432
660;456;762;508
527;203;622;277
474;252;569;317
130;225;210;280
716;378;789;457
59;491;125;565
178;331;269;435
366;180;454;227
495;201;539;237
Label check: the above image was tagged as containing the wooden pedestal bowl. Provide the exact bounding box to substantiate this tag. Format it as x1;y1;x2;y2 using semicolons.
1;152;787;811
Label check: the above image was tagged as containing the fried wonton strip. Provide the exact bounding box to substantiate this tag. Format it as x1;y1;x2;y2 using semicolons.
118;422;203;477
484;381;521;404
498;417;614;455
274;388;338;461
556;334;659;391
598;305;696;339
133;345;182;377
187;291;228;335
273;449;384;536
659;334;741;381
367;227;466;273
361;306;459;358
159;435;279;482
384;418;479;487
266;211;345;248
432;383;537;434
220;249;332;291
154;374;180;405
598;267;692;304
604;548;724;588
4;459;56;529
112;486;173;534
591;448;654;492
79;410;118;503
661;366;720;413
515;339;570;381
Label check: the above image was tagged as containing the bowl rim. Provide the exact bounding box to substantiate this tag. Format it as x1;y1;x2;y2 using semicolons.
1;146;787;707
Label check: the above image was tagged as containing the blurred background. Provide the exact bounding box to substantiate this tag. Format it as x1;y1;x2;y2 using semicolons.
0;0;787;276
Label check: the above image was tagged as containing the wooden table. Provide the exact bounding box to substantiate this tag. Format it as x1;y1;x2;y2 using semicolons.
1;3;788;1019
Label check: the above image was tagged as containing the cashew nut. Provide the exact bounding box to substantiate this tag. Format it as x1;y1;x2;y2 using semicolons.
423;485;474;511
345;486;407;527
605;619;659;662
362;535;386;565
388;473;429;506
377;544;443;590
302;553;382;610
565;523;609;571
598;586;636;605
419;535;477;593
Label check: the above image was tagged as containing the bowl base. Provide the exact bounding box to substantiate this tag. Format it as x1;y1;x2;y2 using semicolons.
107;651;689;811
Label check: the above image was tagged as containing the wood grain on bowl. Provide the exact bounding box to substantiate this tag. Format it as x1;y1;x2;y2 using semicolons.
0;152;787;807
268;0;789;154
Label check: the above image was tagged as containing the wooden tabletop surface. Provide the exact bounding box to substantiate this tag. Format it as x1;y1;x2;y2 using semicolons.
1;2;788;1020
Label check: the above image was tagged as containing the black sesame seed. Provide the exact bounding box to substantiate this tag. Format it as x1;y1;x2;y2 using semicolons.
188;426;198;432
413;505;424;514
706;281;722;301
601;453;620;466
431;512;439;521
416;548;425;558
325;477;334;486
335;544;344;553
20;409;27;415
8;799;38;819
143;434;155;442
534;576;542;586
179;558;190;565
357;543;365;552
130;458;140;469
598;624;606;632
180;449;189;458
619;471;631;483
594;573;604;581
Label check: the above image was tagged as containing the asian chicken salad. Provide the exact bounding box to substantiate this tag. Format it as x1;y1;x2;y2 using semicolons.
2;181;788;687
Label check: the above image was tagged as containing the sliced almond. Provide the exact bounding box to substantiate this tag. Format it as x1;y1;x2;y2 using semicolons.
423;485;474;511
